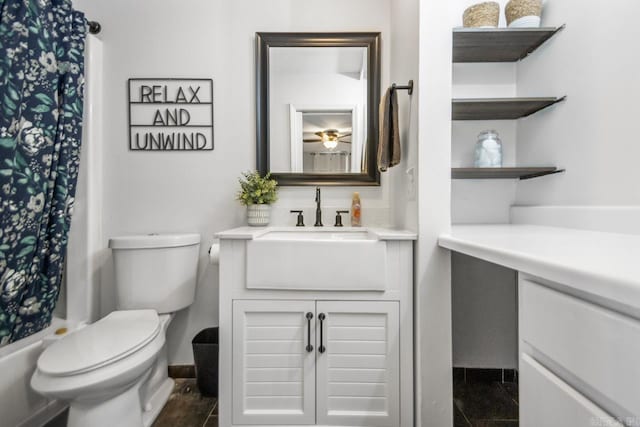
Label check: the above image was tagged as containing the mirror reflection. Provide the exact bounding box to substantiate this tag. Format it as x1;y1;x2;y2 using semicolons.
269;47;368;174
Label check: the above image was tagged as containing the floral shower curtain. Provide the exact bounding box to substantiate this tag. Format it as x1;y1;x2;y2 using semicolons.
0;0;87;346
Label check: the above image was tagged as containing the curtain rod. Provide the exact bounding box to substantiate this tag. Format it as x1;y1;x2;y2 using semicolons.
88;21;101;35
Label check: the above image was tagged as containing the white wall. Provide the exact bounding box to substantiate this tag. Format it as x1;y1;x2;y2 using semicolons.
73;0;392;364
415;0;453;425
452;253;518;369
65;35;104;325
516;0;640;206
389;0;419;232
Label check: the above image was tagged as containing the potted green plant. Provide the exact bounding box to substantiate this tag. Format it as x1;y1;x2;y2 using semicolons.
237;171;278;226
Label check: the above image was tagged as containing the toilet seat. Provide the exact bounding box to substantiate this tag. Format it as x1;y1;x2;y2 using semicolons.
38;310;160;377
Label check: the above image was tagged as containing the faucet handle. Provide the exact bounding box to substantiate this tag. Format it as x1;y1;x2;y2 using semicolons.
334;210;349;227
290;210;305;227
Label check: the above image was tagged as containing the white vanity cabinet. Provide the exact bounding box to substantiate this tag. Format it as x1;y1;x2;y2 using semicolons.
232;300;400;427
519;276;637;427
439;224;640;427
217;227;415;427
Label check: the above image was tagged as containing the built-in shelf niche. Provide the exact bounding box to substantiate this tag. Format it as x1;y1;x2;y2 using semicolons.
451;26;566;181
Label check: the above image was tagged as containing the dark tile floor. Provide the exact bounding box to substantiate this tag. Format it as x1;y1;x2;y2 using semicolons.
47;374;514;427
43;410;67;427
454;371;519;426
44;379;217;427
153;379;218;427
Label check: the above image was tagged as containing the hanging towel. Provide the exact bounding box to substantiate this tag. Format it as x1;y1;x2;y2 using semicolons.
377;87;401;171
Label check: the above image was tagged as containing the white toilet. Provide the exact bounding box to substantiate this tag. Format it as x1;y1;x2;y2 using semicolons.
31;233;201;427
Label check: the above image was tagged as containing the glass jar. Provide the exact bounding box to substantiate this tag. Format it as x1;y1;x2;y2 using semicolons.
474;130;503;167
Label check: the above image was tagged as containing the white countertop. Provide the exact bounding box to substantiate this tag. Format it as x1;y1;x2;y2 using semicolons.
439;224;640;312
216;226;417;241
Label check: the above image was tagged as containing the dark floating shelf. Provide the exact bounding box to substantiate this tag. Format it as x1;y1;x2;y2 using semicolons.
452;97;565;120
452;167;564;180
453;26;565;63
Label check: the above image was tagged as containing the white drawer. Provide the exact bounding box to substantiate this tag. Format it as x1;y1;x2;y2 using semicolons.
521;353;622;427
520;278;640;418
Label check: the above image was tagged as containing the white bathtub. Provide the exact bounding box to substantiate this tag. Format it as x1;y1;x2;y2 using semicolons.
0;318;69;427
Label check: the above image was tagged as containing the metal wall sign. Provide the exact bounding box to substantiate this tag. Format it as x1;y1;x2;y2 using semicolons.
128;78;214;151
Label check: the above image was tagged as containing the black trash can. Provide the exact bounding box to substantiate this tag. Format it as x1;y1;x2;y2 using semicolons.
192;327;219;397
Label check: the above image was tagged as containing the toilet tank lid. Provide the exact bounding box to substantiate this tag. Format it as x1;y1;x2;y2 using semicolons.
109;233;201;249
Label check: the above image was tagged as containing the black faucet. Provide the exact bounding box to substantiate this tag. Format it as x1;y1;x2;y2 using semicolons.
314;187;323;227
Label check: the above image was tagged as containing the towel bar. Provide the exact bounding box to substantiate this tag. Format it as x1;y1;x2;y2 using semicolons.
391;80;414;95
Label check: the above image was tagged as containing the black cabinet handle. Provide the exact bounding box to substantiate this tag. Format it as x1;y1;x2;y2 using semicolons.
305;312;314;352
318;313;326;353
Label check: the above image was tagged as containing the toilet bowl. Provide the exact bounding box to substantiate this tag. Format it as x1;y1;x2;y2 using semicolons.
31;233;201;427
32;310;166;427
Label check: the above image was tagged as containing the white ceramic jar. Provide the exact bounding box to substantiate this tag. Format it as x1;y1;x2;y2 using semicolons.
247;204;271;226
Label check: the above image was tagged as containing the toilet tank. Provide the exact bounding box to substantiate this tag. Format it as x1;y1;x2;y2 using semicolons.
108;234;201;314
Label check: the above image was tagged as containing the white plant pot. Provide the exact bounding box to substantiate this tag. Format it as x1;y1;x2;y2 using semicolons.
247;204;271;227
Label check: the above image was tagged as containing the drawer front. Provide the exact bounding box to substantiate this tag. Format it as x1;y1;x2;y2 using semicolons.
521;353;622;427
520;278;640;418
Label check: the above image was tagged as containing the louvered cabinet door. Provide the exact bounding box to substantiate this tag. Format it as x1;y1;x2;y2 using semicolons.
232;300;316;425
315;301;400;427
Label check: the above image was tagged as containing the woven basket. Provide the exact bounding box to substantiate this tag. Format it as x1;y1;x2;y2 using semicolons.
505;0;542;25
463;2;500;28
